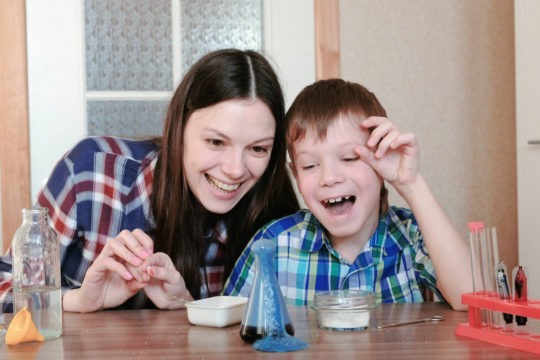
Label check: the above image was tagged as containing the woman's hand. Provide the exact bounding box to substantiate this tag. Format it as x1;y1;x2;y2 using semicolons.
142;252;193;309
62;229;153;312
355;116;420;190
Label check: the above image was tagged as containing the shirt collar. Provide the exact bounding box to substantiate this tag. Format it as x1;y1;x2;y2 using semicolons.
204;219;227;245
298;206;414;261
372;206;414;258
297;210;326;252
297;210;371;264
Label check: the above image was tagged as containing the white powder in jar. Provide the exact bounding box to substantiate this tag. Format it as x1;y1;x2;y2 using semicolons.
318;310;370;330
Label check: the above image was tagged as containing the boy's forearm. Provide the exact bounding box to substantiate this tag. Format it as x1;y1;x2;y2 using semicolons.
396;174;472;310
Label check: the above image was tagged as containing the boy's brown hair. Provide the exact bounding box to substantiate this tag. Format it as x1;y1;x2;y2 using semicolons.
285;78;389;215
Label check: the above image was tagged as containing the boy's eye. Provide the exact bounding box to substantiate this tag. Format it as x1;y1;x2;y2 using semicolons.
343;155;359;162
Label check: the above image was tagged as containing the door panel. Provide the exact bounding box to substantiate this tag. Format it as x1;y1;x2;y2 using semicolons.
515;0;540;298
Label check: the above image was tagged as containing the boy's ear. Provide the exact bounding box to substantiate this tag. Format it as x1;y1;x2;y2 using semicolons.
288;161;298;179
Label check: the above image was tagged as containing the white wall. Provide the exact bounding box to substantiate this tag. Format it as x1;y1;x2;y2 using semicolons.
515;0;540;298
340;0;517;270
26;0;86;200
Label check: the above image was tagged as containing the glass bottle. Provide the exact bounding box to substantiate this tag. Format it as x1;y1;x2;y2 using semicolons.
12;207;62;340
239;239;294;343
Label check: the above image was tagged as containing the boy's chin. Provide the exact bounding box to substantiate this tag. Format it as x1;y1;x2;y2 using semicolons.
320;221;359;240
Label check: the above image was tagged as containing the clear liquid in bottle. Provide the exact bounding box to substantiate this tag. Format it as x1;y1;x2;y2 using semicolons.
12;208;62;340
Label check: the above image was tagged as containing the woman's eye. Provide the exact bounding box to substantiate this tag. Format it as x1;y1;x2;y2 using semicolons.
251;146;270;154
207;139;225;147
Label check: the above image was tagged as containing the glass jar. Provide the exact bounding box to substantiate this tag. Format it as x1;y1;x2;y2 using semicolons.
11;207;62;340
313;290;376;331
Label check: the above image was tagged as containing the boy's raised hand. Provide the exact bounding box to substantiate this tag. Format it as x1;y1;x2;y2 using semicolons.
356;116;420;189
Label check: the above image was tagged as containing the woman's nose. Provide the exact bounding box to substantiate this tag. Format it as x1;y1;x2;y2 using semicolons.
221;149;246;179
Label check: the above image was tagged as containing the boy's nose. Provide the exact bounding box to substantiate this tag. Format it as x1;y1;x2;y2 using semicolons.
319;163;344;186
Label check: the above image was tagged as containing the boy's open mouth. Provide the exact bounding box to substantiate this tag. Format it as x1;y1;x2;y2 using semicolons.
322;196;356;214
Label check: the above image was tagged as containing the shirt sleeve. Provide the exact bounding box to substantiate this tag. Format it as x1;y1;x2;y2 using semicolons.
222;231;261;297
0;254;13;312
1;138;156;313
408;215;445;301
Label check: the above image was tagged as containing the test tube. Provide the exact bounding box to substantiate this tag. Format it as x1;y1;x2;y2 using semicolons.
496;261;513;327
468;222;485;295
468;222;485;327
486;228;502;328
468;223;500;327
513;265;528;327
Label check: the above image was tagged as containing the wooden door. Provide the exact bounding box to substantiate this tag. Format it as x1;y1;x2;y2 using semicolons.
0;0;31;251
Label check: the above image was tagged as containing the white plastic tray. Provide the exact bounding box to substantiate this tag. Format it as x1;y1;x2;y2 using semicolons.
185;296;248;327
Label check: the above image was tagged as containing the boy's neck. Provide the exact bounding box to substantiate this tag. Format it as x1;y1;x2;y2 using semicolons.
329;220;378;263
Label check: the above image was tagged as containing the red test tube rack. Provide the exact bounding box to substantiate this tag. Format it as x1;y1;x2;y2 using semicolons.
455;292;540;355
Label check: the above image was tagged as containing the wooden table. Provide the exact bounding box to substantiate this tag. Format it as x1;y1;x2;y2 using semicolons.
0;302;537;359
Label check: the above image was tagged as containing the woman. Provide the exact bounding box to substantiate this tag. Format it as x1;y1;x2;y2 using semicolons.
0;49;299;312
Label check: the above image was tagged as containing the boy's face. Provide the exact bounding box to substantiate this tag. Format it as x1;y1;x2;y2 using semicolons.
291;115;382;244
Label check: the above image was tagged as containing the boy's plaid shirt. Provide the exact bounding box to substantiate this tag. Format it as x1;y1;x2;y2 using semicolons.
223;206;442;306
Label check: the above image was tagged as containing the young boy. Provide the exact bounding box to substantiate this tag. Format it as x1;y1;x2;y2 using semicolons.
223;79;471;310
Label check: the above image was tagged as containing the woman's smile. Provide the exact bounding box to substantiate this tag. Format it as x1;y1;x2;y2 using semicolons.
205;174;242;193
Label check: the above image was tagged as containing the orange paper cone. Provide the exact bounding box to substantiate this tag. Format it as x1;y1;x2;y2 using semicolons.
6;306;45;345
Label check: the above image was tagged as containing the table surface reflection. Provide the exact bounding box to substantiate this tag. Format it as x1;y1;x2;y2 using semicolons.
1;302;538;359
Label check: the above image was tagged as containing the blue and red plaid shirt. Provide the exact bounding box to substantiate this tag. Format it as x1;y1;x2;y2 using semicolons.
1;136;226;312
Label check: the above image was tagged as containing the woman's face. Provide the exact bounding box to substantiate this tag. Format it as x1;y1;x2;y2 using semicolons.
183;98;276;214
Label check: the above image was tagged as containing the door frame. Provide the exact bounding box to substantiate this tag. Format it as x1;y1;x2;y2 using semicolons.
0;0;31;251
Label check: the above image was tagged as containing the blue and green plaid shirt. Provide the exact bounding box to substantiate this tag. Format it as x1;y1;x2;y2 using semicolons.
223;206;442;306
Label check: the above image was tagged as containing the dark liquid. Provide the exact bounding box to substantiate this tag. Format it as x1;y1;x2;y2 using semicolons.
239;323;295;344
516;315;528;326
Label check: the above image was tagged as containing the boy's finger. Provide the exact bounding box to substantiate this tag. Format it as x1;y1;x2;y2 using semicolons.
390;132;416;149
375;130;399;158
355;145;376;166
367;122;394;148
361;116;387;128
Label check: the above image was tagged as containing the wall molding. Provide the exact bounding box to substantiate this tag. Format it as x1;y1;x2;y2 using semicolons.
314;0;340;79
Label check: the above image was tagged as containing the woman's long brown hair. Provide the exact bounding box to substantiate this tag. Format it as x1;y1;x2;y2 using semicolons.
151;49;299;299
